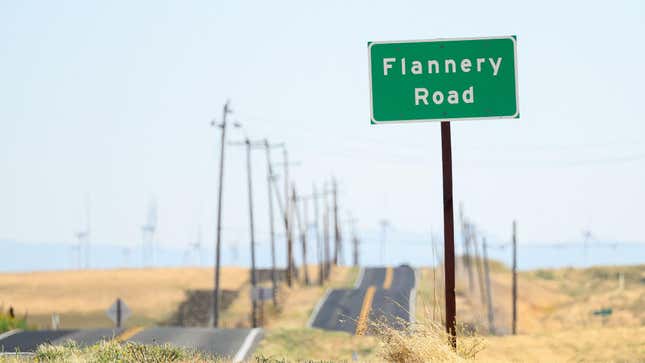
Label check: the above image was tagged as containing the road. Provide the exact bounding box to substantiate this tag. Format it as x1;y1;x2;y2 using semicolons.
309;265;416;334
0;327;262;362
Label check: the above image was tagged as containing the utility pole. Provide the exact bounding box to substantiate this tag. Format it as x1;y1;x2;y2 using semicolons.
347;214;359;267
281;148;295;287
471;228;487;309
459;205;474;293
243;139;258;328
512;220;518;335
212;100;232;328
268;163;291;286
482;237;495;334
264;140;279;306
464;223;475;293
292;185;310;285
313;184;323;286
323;183;331;279
302;192;311;285
332;178;340;266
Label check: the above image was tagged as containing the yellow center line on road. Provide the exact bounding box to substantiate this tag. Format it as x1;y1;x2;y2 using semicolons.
115;326;144;342
355;286;376;336
383;267;393;289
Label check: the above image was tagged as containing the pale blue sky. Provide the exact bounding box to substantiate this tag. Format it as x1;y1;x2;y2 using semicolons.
1;1;644;266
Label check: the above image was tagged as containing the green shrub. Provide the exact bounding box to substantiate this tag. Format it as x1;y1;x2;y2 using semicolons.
535;269;555;280
0;312;29;333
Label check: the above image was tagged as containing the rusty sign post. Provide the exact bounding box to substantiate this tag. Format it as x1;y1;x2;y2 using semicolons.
368;36;519;348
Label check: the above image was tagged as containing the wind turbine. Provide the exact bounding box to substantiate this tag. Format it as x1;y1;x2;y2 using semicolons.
189;225;203;266
582;229;593;267
141;199;157;267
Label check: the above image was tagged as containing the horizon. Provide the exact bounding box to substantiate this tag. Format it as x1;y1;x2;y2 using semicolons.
2;1;645;272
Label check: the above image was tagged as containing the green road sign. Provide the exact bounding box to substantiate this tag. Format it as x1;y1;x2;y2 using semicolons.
368;36;519;124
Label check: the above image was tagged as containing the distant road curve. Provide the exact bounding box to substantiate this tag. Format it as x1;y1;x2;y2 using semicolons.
309;265;416;334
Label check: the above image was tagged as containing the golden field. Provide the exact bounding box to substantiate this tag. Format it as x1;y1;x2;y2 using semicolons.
416;262;645;362
0;267;248;329
1;263;643;361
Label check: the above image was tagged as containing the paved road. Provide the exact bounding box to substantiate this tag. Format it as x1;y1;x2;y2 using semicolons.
0;329;122;352
0;327;262;362
309;265;416;334
129;327;262;361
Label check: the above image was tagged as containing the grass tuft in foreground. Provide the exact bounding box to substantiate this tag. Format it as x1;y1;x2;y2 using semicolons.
0;340;222;363
370;315;485;362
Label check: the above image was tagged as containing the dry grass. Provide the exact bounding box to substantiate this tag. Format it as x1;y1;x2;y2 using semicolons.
0;340;223;362
415;262;645;362
451;263;645;334
370;316;485;363
479;326;645;362
3;263;643;361
0;267;248;329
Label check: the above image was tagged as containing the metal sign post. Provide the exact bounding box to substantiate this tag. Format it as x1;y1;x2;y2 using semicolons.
368;36;519;348
106;298;131;328
440;122;456;347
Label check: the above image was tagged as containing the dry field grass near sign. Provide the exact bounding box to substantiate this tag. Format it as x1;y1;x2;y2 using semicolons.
1;263;643;361
0;267;248;329
415;262;645;362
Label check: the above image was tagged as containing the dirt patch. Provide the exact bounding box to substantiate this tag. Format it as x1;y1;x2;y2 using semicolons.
165;289;239;327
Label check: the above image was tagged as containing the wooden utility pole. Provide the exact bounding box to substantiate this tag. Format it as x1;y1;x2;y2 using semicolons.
441;122;457;348
459;206;475;294
311;184;325;286
332;179;340;266
472;229;487;308
313;184;324;285
306;185;331;283
244;139;258;328
302;193;311;285
268;167;291;287
465;223;475;293
292;185;310;285
323;183;331;279
212;100;232;328
283;149;294;287
347;215;359;267
482;237;495;334
264;140;279;306
512;220;518;335
276;148;298;287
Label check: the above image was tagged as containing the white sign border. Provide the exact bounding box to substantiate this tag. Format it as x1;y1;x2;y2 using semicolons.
368;35;520;125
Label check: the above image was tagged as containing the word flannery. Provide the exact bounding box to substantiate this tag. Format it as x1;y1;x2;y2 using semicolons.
382;57;503;77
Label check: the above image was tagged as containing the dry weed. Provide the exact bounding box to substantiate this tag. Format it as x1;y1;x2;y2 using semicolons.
370;316;485;362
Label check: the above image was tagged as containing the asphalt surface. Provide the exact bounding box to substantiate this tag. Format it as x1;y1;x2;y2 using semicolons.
0;327;262;361
310;265;416;334
129;327;263;361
